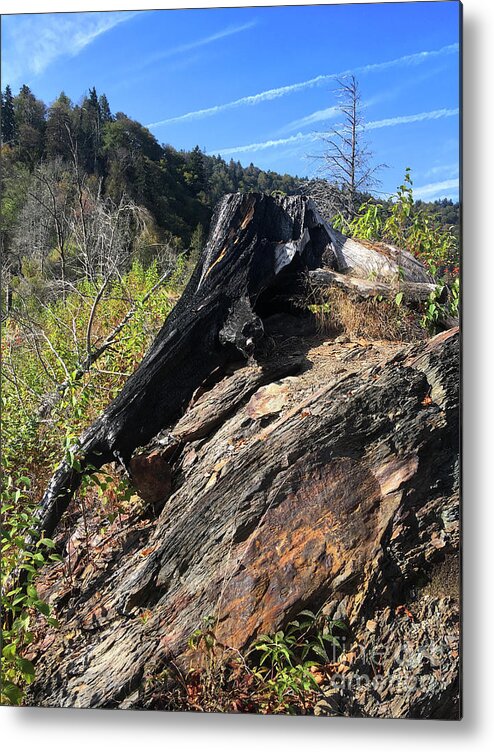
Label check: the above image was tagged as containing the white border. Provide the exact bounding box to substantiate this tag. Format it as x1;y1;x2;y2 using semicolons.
1;1;493;749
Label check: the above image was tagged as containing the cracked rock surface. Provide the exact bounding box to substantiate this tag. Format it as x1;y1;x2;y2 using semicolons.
25;324;460;718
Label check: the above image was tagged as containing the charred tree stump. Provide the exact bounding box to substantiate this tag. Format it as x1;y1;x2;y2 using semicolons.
37;194;328;537
36;192;437;540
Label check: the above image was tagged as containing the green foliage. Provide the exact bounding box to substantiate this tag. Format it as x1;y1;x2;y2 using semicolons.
1;474;61;704
1;84;16;143
2;261;180;445
155;610;345;714
247;610;344;712
334;199;384;240
421;277;460;332
1;261;186;704
1;84;304;253
335;168;459;278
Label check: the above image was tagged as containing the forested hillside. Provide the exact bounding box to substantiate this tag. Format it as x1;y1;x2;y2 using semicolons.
0;84;302;261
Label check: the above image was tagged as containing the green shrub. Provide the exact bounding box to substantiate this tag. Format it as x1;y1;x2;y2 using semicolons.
335;168;459;278
1;474;61;704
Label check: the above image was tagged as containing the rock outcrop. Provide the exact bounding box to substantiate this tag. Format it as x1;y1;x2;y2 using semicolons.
25;194;460;718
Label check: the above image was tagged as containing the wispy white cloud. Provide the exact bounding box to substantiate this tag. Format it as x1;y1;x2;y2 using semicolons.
2;11;137;86
146;42;459;129
210;132;319;157
211;108;459;157
277;106;340;135
366;108;459;130
277;94;383;136
424;162;459;179
413;179;459;200
146;76;332;128
137;20;257;71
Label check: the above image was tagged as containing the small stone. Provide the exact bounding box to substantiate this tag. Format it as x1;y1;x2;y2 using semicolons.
366;619;378;634
431;531;446;549
314;689;341;717
129;450;172;505
246;381;290;419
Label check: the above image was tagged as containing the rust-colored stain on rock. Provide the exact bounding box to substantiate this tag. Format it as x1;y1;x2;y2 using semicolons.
215;455;385;647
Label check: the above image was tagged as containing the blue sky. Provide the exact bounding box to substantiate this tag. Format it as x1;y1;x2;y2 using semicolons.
1;2;461;201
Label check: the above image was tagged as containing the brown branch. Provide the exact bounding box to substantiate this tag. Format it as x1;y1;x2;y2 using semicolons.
38;268;173;417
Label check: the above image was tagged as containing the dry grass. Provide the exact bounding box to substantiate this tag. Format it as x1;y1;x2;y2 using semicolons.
295;284;424;342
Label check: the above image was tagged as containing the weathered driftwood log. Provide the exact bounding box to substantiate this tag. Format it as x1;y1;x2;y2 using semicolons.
321;224;434;284
308;268;438;302
36;192;436;541
26;327;460;716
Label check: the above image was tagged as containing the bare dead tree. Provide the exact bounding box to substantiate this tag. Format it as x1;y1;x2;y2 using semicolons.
28;159;74;297
304;75;384;221
3;145;183;434
298;178;343;222
70;193;148;283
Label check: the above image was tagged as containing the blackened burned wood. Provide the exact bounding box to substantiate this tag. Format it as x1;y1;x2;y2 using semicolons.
37;193;334;537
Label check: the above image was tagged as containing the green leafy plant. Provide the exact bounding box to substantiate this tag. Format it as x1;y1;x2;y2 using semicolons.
1;474;61;705
421;277;460;332
335;168;459;279
247;609;344;713
149;609;345;714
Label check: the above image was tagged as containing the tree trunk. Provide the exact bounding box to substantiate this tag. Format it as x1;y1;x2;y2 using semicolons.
36;193;327;537
308;267;438;301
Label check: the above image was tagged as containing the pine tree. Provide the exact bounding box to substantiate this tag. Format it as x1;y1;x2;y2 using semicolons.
98;93;113;124
1;85;16;143
188;145;206;194
80;87;103;173
14;84;46;129
87;86;100;114
13;85;46;166
46;92;73;161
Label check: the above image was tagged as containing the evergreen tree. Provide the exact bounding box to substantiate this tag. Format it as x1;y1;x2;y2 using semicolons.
80;86;103;173
46;92;73;161
1;85;16;143
87;86;100;112
98;93;113;124
187;145;206;195
14;84;46;130
13;85;46;166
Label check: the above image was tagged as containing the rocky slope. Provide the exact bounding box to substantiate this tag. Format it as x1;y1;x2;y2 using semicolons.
26;323;459;717
24;194;460;717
